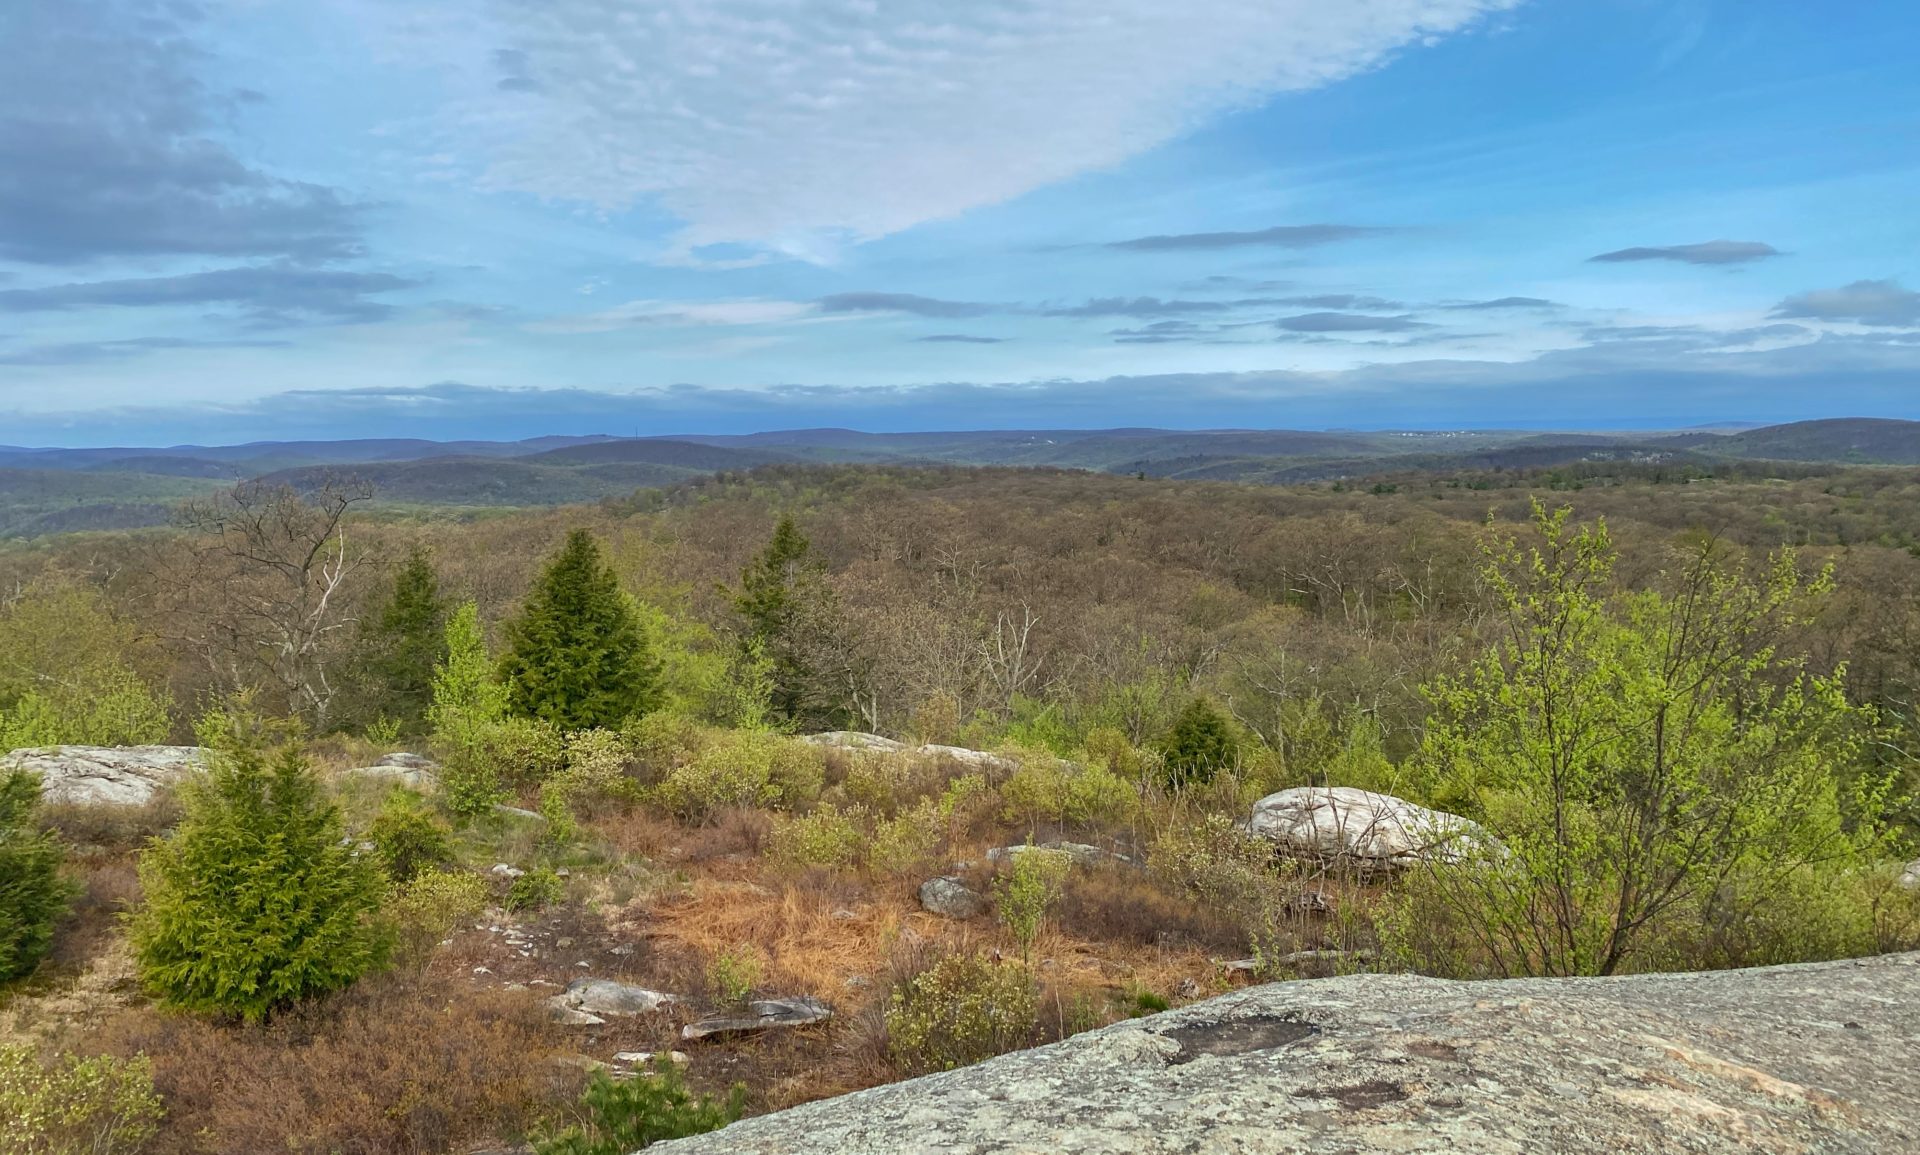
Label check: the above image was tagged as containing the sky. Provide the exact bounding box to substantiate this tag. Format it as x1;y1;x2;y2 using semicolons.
0;0;1916;445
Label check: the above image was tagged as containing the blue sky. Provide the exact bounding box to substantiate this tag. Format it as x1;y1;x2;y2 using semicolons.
1;0;1916;445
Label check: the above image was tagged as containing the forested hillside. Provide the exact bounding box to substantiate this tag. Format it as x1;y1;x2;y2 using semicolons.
2;462;1916;1154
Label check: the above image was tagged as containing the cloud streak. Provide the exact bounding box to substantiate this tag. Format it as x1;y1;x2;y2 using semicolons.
1588;240;1780;266
1108;224;1389;252
0;267;422;325
1773;279;1920;327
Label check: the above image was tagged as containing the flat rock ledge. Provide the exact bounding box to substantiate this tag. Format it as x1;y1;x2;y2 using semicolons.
655;952;1920;1155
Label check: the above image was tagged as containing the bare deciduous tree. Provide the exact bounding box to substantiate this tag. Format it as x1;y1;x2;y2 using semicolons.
158;475;373;727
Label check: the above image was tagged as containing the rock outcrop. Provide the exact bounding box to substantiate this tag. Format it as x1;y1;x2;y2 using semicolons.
341;752;441;792
5;745;205;806
1248;786;1489;868
680;995;832;1041
1900;859;1919;890
656;952;1920;1155
801;732;1019;774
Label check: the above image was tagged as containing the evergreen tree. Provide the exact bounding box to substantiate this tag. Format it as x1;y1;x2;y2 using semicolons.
500;530;661;731
0;768;74;983
129;712;388;1021
1162;698;1238;784
362;547;449;732
731;516;821;722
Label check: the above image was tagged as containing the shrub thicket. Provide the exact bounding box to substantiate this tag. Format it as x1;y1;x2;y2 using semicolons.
0;1044;163;1155
885;952;1038;1076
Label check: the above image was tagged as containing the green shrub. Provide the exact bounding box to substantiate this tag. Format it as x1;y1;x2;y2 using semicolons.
1000;757;1135;829
651;730;804;820
532;1060;744;1155
0;580;171;751
769;804;865;869
504;867;565;913
994;847;1070;967
0;768;75;983
706;944;761;1006
386;868;490;960
129;713;390;1022
1146;810;1281;913
0;1044;163;1155
1161;698;1238;785
366;789;453;884
886;952;1038;1076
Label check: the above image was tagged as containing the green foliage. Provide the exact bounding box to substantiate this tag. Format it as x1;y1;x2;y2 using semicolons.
430;602;512;817
994;847;1070;967
0;580;170;750
730;515;822;722
999;756;1135;830
1161;698;1238;785
885;952;1038;1076
504;867;564;913
0;1044;163;1155
365;789;453;884
0;768;75;983
129;712;390;1021
532;1060;744;1155
706;944;761;1006
1402;503;1892;977
538;728;642;843
385;867;489;960
359;547;449;733
501;529;662;731
650;729;819;821
769;803;866;869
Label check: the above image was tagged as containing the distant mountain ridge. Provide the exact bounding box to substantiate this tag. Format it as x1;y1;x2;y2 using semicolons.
0;418;1914;536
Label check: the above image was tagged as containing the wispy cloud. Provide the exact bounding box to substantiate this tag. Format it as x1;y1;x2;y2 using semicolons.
0;336;291;366
916;334;1008;344
0;267;421;325
373;0;1514;253
1108;224;1389;252
1274;311;1432;333
1772;279;1920;327
1588;240;1780;266
1442;296;1559;310
815;293;992;319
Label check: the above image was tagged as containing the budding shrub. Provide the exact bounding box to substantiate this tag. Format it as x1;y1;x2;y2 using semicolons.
885;952;1038;1076
0;768;74;983
0;1044;162;1155
130;715;389;1021
366;789;453;884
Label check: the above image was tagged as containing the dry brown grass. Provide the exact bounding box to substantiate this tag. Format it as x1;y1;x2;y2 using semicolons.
95;971;577;1155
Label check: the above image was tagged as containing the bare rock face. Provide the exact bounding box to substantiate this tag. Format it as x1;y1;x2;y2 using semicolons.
1899;860;1920;890
342;753;441;792
680;995;832;1042
801;732;907;753
654;952;1920;1155
560;977;677;1017
1248;786;1489;868
801;733;1020;774
5;745;205;806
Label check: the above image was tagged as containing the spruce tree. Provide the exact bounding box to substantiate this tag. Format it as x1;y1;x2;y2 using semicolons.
1162;698;1237;784
500;530;660;731
731;516;821;722
130;713;388;1021
0;768;74;983
363;547;449;732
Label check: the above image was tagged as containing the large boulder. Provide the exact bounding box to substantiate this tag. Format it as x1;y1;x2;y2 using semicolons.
342;752;441;792
4;745;205;807
651;952;1920;1155
918;876;986;919
1248;786;1488;868
1899;859;1920;891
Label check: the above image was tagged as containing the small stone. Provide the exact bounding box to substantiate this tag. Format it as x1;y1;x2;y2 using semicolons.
473;966;492;975
490;863;525;880
557;937;574;948
918;876;987;919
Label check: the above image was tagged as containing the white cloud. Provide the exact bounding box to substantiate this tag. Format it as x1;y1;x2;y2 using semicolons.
526;297;817;333
362;0;1518;254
